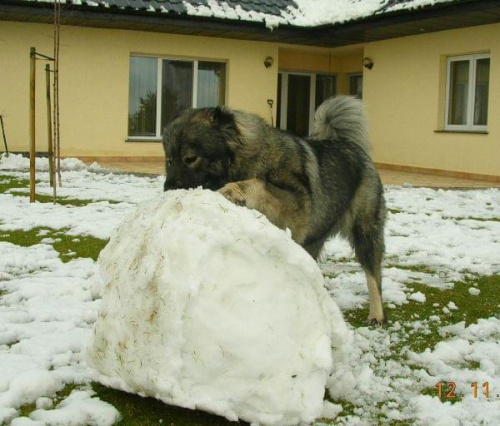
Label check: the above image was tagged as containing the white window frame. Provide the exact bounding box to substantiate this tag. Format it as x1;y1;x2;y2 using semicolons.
348;73;363;98
279;71;336;134
445;53;490;132
129;55;225;141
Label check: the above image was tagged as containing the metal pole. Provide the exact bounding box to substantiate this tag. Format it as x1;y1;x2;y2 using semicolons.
45;64;55;193
0;116;8;156
29;47;36;203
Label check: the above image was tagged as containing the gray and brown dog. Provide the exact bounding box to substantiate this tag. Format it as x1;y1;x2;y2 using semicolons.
163;96;386;325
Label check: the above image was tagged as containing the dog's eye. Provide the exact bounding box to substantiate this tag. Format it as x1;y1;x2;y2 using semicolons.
184;156;200;166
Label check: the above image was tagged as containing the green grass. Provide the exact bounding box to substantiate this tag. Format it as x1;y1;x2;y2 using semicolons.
339;273;499;424
92;383;246;426
53;383;81;404
421;383;464;404
0;227;107;262
383;204;500;223
388;208;403;214
1;173;119;206
7;188;119;207
344;275;500;352
385;263;438;275
9;189;97;206
16;384;81;420
453;216;500;222
0;175;32;193
345;274;500;353
17;401;37;419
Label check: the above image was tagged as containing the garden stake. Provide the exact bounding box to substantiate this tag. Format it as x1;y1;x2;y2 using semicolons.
45;64;56;202
29;47;36;203
0;115;8;156
29;47;55;203
53;0;62;187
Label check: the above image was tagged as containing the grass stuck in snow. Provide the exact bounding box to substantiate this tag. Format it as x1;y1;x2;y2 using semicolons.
1;160;499;426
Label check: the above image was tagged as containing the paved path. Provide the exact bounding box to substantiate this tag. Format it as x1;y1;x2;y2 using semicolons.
93;159;500;189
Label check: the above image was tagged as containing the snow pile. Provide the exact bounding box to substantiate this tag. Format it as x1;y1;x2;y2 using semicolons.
0;153;97;172
87;189;351;426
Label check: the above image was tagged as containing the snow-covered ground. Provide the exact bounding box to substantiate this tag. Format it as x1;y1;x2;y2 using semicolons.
1;154;499;425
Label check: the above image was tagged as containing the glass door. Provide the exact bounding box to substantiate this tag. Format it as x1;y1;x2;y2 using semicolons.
278;72;336;137
286;74;311;137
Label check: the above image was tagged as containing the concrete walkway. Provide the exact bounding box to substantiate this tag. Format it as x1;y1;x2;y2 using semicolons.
378;168;500;188
93;159;500;189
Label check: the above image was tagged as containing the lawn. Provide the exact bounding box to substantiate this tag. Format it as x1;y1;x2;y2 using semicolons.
1;155;499;425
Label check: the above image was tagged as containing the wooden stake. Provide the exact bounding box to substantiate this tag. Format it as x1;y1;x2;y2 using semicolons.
45;65;56;199
29;47;36;203
53;0;62;187
0;115;8;156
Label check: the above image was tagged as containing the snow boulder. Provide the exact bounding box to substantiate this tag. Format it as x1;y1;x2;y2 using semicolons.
87;189;350;425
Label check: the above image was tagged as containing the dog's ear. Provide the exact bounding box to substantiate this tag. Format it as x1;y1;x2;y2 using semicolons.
211;106;234;128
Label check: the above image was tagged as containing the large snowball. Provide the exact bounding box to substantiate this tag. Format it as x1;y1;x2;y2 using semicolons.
87;189;350;425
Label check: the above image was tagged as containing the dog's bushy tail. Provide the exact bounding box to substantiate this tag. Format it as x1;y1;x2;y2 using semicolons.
310;96;370;153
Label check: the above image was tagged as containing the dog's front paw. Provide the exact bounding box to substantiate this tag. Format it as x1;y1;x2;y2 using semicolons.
219;182;247;206
367;316;386;328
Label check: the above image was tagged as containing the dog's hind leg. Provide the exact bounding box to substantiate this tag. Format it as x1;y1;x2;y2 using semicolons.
352;220;386;326
364;268;385;326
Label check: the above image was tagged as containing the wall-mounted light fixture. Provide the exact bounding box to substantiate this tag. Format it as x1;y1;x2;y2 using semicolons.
264;56;274;68
363;57;374;70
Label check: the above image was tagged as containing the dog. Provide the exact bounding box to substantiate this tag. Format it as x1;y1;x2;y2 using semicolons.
163;96;386;325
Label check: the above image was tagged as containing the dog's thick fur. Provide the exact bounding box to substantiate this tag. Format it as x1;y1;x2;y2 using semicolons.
163;96;386;325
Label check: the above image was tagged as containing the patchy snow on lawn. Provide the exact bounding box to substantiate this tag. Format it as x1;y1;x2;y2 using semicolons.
1;155;499;425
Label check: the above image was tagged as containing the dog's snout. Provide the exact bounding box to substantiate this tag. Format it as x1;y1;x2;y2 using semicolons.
164;178;180;191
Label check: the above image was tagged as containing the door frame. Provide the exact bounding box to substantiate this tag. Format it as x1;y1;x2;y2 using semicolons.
278;71;337;134
279;71;317;134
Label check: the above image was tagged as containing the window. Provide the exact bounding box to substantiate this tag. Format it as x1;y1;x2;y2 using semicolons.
277;72;336;137
315;74;337;108
128;56;226;139
445;54;490;132
349;74;363;99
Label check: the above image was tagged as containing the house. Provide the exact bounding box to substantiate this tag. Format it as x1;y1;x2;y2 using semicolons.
1;0;499;179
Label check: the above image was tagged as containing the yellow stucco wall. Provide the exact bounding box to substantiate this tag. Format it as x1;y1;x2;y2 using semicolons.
278;47;363;73
278;47;363;95
364;23;500;177
0;21;278;157
1;19;498;176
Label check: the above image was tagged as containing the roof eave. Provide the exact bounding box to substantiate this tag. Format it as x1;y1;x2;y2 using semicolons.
309;0;500;45
0;2;324;46
1;0;500;48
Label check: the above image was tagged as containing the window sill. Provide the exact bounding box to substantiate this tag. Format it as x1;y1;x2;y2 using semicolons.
126;138;162;143
434;130;488;135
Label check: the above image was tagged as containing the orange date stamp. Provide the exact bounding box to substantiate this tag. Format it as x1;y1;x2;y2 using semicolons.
435;382;495;399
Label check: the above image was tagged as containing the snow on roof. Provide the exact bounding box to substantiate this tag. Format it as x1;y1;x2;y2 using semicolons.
288;0;457;28
23;0;459;29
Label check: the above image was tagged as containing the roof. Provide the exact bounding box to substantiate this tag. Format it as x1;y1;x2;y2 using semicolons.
2;0;500;47
17;0;457;29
